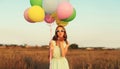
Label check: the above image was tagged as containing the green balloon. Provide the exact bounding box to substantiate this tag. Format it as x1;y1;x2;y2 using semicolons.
63;8;76;22
30;0;42;7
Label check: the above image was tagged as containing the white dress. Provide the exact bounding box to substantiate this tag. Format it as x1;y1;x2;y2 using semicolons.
50;40;69;69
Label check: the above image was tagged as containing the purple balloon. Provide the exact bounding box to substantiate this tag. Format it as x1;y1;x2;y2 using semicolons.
44;14;55;23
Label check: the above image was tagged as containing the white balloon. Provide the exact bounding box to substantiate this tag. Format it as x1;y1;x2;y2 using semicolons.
43;0;70;14
43;0;58;14
58;0;69;4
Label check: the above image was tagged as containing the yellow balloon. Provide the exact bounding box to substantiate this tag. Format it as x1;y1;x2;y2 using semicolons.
28;6;45;22
56;19;69;26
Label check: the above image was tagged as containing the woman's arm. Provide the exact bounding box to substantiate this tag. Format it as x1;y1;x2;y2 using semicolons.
59;41;69;57
49;41;54;61
64;43;69;56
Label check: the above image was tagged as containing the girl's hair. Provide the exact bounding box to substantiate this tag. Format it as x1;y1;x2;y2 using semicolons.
52;25;68;44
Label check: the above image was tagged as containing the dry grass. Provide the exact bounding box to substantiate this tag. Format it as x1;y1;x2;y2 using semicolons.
0;47;120;69
67;49;120;69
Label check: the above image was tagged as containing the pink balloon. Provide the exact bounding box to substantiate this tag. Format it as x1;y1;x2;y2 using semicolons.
44;14;55;23
24;8;35;23
57;2;73;19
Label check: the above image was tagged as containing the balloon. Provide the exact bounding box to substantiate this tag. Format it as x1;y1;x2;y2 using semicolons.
45;14;55;23
24;8;35;23
62;8;76;22
42;0;70;14
28;6;45;22
56;20;69;27
51;12;57;18
57;2;73;19
56;19;69;26
42;0;58;14
30;0;42;7
58;0;69;3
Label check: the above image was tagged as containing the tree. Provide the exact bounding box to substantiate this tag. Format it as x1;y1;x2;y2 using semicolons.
0;44;3;46
69;43;79;49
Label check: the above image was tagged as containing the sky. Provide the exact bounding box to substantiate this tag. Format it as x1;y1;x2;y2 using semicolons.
0;0;120;48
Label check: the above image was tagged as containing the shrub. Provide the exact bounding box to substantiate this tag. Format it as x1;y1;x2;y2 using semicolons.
69;43;79;49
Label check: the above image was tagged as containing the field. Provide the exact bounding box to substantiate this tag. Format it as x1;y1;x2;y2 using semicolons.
0;46;120;69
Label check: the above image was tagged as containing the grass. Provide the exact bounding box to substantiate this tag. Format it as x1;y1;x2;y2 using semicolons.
0;47;120;69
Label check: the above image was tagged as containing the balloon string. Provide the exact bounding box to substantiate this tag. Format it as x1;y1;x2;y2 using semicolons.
49;24;52;69
50;24;52;40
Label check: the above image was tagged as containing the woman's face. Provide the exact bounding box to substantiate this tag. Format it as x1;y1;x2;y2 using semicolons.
56;27;64;38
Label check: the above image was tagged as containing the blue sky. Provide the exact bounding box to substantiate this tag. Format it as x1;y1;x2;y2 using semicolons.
0;0;120;48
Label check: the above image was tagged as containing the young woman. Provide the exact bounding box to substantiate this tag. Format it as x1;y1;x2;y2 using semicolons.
49;25;69;69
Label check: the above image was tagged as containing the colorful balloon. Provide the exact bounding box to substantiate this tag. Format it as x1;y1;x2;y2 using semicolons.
28;6;45;22
56;19;69;26
57;2;73;19
24;0;76;27
43;0;58;14
62;8;76;22
45;14;55;23
58;0;70;3
24;8;35;23
30;0;42;7
43;0;70;14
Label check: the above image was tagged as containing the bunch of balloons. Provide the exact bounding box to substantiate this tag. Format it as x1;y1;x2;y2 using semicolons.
24;0;76;26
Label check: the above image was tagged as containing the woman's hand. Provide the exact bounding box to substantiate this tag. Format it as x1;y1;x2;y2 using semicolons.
58;37;64;41
66;41;70;48
58;41;64;48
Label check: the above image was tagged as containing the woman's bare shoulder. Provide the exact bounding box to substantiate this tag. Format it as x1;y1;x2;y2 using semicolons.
50;40;55;44
49;40;55;49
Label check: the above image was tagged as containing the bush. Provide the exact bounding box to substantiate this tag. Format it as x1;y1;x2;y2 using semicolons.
69;43;79;49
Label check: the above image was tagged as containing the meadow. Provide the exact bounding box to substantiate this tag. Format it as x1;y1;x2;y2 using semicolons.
0;46;120;69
